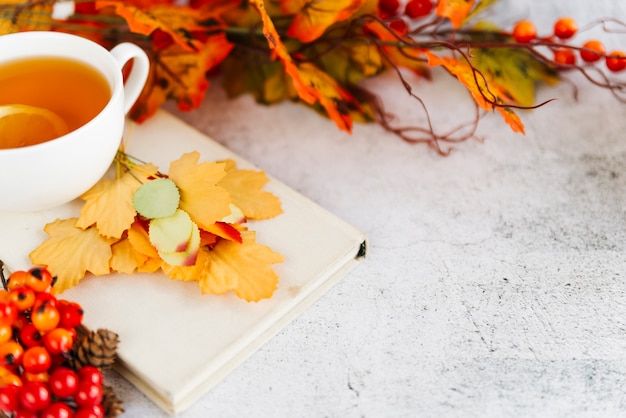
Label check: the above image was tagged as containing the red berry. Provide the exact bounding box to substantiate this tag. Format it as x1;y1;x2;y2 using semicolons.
554;17;577;39
18;324;43;348
48;367;79;399
0;300;18;326
78;366;103;387
22;347;51;374
405;0;433;19
580;40;605;63
606;50;626;72
58;300;84;328
75;404;105;418
554;48;577;65
0;384;19;412
389;18;408;37
18;381;51;412
34;292;57;308
378;0;400;17
512;20;537;43
43;328;74;356
40;402;74;418
14;409;38;418
74;382;103;408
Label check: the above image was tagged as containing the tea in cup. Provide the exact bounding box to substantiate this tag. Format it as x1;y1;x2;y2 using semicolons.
0;31;150;212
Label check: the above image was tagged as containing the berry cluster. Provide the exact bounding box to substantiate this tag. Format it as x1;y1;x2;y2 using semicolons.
512;17;626;72
0;268;105;418
378;0;435;36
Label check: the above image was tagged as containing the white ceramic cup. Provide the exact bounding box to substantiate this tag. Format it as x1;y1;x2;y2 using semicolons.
0;31;150;212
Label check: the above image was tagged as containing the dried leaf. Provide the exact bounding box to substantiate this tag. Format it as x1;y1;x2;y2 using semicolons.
280;0;365;43
424;50;525;134
471;47;559;107
496;106;525;134
77;163;158;239
94;2;205;51
30;219;117;293
218;159;282;220
0;1;53;34
167;152;232;230
436;0;475;29
201;231;283;301
130;33;233;121
251;0;363;131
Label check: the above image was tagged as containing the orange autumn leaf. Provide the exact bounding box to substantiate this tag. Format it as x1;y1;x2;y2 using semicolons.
76;163;158;239
167;152;232;230
94;2;206;51
436;0;475;29
249;0;316;103
250;0;354;132
496;106;525;134
130;33;233;122
280;0;365;43
424;51;525;134
218;159;282;220
201;231;283;301
30;219;118;293
297;62;360;132
127;221;162;273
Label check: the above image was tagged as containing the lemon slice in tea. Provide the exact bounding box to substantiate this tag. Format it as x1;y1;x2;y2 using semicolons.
0;104;69;149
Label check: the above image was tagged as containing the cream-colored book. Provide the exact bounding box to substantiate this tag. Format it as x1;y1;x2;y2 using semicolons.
0;110;366;415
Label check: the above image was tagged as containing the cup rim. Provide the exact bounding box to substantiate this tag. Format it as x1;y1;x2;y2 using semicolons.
0;31;125;155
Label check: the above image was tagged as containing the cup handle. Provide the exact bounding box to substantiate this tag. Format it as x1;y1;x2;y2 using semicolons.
109;43;150;114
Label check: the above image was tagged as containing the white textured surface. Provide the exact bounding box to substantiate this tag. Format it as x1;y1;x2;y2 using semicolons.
109;1;626;416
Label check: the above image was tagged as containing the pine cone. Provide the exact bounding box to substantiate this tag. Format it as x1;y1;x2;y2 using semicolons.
69;328;120;369
102;384;125;418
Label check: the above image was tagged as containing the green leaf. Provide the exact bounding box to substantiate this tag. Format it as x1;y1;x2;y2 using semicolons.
470;47;560;107
464;0;500;24
133;178;180;219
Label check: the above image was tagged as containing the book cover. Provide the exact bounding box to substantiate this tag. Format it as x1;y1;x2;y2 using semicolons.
0;110;366;414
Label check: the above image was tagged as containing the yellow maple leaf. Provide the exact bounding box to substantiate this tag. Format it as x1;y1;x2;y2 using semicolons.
167;152;232;230
77;163;159;239
436;0;475;29
161;246;209;282
218;159;282;220
201;231;284;301
30;218;118;293
110;237;140;274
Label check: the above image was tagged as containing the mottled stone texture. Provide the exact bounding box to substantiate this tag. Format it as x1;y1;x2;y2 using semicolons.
114;1;626;416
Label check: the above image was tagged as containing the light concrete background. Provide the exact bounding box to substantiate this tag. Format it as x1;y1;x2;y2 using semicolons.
110;1;626;416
